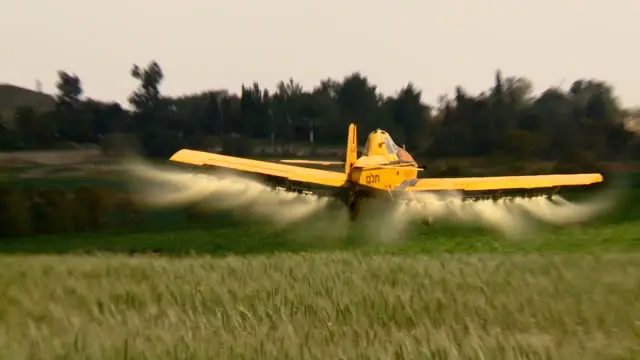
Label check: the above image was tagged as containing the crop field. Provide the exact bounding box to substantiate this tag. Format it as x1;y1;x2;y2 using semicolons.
1;209;640;359
1;251;640;359
1;156;640;359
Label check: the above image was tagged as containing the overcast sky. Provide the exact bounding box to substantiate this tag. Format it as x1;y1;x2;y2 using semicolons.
2;0;639;108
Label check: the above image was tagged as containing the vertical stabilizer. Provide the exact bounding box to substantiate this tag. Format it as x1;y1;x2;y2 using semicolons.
345;123;357;174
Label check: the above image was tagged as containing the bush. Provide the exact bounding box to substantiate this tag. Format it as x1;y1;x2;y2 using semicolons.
552;150;602;174
222;135;254;157
101;132;144;157
502;130;551;159
30;187;74;234
0;184;150;237
0;186;32;238
425;162;462;177
112;192;142;228
71;186;113;232
184;201;212;223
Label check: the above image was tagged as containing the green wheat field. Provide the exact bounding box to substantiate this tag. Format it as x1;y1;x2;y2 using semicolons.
1;167;640;359
1;250;639;359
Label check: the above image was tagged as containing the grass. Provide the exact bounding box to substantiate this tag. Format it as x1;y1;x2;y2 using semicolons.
0;252;639;359
1;218;639;256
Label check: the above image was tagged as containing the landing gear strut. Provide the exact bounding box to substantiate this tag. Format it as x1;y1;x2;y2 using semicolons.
348;195;362;221
337;188;363;222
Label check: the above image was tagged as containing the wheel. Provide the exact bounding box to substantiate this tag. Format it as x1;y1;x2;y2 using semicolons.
348;194;362;221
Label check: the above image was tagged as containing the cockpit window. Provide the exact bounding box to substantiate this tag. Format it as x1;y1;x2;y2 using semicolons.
386;137;401;153
384;138;395;154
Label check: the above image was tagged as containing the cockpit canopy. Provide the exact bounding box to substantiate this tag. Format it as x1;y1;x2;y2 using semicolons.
362;129;416;163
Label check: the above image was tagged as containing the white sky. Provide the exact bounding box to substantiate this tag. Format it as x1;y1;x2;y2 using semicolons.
2;0;639;108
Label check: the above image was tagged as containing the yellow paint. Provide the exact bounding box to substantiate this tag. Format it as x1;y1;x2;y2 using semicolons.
169;149;347;187
345;123;358;174
350;167;415;190
168;123;604;195
279;160;344;166
402;173;603;192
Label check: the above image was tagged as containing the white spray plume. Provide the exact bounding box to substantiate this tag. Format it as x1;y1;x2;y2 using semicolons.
122;158;335;228
356;188;617;241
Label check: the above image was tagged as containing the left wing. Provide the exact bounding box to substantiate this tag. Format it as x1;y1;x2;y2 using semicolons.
169;149;348;187
396;173;603;192
279;159;345;166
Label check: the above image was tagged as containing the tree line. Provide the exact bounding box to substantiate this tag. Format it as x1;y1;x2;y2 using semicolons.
1;60;638;162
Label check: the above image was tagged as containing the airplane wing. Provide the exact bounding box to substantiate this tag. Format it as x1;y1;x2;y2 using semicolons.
169;149;348;187
364;165;424;171
395;173;603;192
279;159;345;166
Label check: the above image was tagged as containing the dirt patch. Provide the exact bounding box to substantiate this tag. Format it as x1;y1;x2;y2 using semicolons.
0;148;124;180
16;163;126;179
601;162;640;173
0;149;105;168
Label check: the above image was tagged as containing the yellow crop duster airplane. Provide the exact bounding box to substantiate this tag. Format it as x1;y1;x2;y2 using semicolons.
169;123;604;219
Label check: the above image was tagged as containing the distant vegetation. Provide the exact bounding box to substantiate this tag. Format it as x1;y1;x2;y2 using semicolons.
0;61;638;170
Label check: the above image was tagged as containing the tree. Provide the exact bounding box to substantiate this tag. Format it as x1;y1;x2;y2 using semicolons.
53;71;95;143
336;73;380;140
3;67;637;164
389;83;430;152
55;71;83;111
127;61;184;157
14;106;56;148
128;61;164;112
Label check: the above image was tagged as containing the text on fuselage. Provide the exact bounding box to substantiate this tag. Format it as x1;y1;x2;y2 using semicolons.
365;174;380;184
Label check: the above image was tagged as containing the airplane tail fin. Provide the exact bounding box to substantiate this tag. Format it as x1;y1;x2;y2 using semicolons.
345;123;357;174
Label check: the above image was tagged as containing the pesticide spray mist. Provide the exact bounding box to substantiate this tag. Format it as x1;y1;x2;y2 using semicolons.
360;188;618;242
123;158;618;243
123;159;339;228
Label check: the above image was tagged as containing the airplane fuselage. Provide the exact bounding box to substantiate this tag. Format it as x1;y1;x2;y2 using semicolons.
347;129;421;191
350;159;419;191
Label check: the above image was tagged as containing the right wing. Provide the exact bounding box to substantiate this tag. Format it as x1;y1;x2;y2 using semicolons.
396;173;603;192
169;149;348;187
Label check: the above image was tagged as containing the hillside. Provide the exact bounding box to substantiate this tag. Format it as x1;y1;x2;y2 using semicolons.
0;83;56;128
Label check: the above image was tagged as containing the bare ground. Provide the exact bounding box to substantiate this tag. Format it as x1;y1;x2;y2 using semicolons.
0;149;105;167
0;149;124;179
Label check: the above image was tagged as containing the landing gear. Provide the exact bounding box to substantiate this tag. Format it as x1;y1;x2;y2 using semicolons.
348;195;362;221
337;188;364;222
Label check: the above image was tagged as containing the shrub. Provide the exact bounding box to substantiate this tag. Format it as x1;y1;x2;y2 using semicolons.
72;186;113;231
0;186;32;238
112;192;142;228
101;132;144;157
426;162;462;177
184;202;212;223
222;135;254;157
502;130;551;159
552;150;602;174
30;187;74;234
